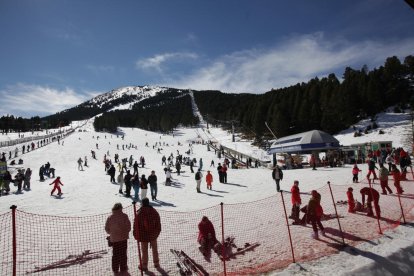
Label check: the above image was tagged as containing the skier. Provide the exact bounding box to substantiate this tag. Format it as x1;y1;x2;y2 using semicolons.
140;174;148;200
352;164;361;183
360;187;381;218
77;157;84;171
108;165;116;183
378;163;392;194
84;156;88;167
105;203;131;274
206;171;213;190
272;165;283;192
161;155;166;166
195;169;203;193
197;216;218;255
133;198;161;271
290;180;301;223
50;176;64;196
307;190;325;239
148;170;158;201
23;168;32;190
39;165;45;181
347;187;356;213
210;160;215;167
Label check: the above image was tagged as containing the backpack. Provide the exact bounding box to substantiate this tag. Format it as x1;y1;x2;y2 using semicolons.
195;172;201;180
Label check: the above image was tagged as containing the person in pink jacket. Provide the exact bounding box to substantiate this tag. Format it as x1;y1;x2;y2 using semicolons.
105;203;131;274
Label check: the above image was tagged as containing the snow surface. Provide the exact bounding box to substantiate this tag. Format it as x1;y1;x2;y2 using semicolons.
1;111;413;275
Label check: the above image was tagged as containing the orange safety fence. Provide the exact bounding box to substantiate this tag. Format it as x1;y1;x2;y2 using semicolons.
1;175;414;275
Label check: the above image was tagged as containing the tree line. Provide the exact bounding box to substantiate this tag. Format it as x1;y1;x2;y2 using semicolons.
194;55;414;138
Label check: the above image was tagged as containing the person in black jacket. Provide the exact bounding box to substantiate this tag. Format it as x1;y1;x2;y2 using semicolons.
108;165;116;183
124;170;132;197
148;170;158;200
272;165;283;192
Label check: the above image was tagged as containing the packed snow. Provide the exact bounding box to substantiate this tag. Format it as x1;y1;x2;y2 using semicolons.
0;110;413;275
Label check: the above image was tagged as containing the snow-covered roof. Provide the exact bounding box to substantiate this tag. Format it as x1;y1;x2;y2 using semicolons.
268;130;340;154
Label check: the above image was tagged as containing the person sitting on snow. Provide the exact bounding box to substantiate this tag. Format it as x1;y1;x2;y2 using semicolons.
198;216;218;252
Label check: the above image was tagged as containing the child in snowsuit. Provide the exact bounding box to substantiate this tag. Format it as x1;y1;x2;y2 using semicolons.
206;171;213;190
347;187;355;213
290;180;301;223
366;159;378;181
307;190;325;239
50;176;64;196
352;164;361;183
379;163;393;195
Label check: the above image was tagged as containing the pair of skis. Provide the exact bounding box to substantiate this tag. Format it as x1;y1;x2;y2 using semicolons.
170;249;207;276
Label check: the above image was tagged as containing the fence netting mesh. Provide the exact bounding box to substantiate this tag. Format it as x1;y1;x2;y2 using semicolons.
1;175;414;275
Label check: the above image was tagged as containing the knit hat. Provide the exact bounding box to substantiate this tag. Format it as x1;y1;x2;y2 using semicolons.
112;203;123;211
311;190;318;197
141;198;150;207
348;187;353;192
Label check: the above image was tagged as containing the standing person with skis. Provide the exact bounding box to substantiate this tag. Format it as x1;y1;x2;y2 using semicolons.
117;170;124;194
84;156;88;167
272;165;283;192
195;169;203;193
148;171;158;201
133;198;161;271
199;158;203;171
290;180;301;223
105;203;131;275
50;176;64;196
206;171;213;190
2;170;12;194
14;169;24;193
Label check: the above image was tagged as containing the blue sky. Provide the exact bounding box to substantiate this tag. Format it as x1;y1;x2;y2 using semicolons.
0;0;413;117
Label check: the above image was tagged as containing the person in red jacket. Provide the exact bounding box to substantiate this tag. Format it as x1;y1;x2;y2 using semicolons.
221;164;228;183
352;164;361;183
347;187;355;213
49;176;63;196
360;187;380;218
133;198;161;271
206;171;213;190
290;180;301;222
198;216;218;255
391;165;404;194
307;190;325;239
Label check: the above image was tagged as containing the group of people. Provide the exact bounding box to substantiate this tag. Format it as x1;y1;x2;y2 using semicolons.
0;168;32;195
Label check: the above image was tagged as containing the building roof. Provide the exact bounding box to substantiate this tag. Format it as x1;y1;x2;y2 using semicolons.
268;130;340;154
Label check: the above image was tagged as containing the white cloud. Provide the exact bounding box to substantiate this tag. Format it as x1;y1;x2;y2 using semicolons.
136;52;199;72
0;84;97;117
166;33;414;93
